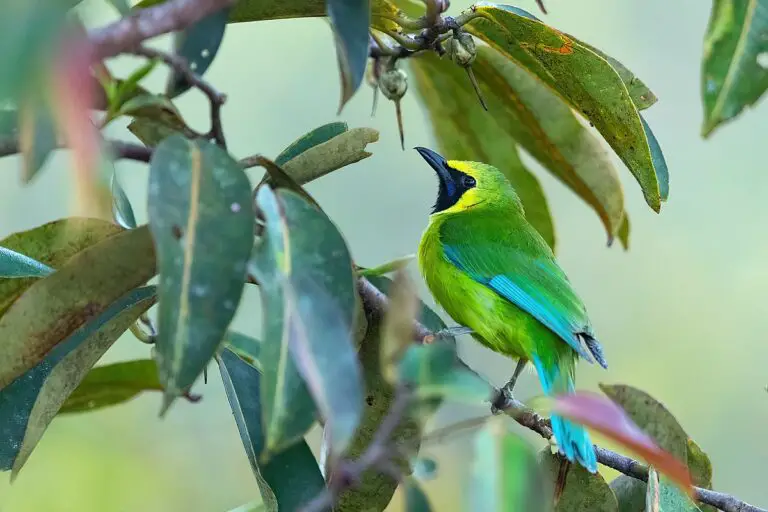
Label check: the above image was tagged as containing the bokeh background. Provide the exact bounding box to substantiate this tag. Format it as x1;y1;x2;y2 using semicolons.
1;0;767;510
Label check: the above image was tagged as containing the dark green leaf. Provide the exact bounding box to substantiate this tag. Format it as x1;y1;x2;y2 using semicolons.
466;4;666;211
469;420;549;511
148;135;254;407
110;170;137;229
128;118;181;147
687;439;717;512
225;331;262;370
252;156;321;209
327;0;371;110
217;348;326;511
0;286;156;475
168;7;231;97
540;449;618;511
646;468;702;512
405;479;432;512
275;121;348;166
251;187;363;455
702;0;768;137
409;51;556;249
610;475;645;512
0;226;156;389
0;248;53;278
59;359;162;414
18;100;58;183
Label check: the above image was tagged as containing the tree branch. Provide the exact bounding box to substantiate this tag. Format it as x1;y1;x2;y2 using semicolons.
0;138;152;163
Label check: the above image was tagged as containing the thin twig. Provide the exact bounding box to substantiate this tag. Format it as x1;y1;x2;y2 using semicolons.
126;46;228;148
0;137;152;163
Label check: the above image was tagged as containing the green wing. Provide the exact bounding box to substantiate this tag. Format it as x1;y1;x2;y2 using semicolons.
439;217;606;367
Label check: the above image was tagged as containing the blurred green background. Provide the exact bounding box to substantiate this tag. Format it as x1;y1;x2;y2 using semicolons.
1;0;767;510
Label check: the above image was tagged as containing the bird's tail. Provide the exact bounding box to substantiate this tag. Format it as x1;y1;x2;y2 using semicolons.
532;353;597;473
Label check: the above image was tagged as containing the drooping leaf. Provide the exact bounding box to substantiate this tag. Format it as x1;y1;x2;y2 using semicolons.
646;468;702;512
540;449;619;511
409;52;556;249
0;247;53;279
552;391;692;491
110;169;137;229
18;98;58;183
148;135;254;407
405;479;433;512
59;359;162;414
0;218;122;316
217;348;326;511
702;0;768;137
580;43;658;111
469;419;549;511
466;3;666;211
275;121;348;166
251;187;363;456
0;286;156;475
167;6;231;97
327;0;371;110
0;226;156;389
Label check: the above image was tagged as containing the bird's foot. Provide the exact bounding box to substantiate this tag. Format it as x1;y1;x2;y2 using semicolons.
422;325;473;344
490;381;516;414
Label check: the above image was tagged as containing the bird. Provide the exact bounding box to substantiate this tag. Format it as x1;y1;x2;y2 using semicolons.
414;146;607;472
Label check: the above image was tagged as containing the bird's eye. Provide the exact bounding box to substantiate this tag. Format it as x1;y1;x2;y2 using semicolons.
462;175;476;188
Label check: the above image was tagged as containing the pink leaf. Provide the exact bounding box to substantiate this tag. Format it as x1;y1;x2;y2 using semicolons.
553;391;693;494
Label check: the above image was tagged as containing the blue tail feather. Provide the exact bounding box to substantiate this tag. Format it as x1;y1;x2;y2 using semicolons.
532;355;597;473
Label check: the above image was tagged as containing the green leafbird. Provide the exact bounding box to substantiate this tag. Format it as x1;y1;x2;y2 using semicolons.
415;147;607;472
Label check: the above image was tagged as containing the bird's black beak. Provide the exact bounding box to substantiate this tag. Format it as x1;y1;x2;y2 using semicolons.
415;147;453;188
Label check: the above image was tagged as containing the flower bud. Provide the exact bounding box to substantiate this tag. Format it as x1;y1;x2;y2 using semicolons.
379;68;408;101
448;32;477;67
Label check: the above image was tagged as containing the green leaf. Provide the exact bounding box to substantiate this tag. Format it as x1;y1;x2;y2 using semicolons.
327;0;371;110
275;121;348;166
251;187;363;455
0;247;53;278
18;99;58;183
0;286;156;475
0;226;156;389
364;274;450;336
646;468;702;512
0;218;122;317
253;156;322;209
617;215;630;251
106;0;131;15
217;348;326;511
687;439;715;512
469;420;549;511
540;449;618;511
409;52;556;249
128;118;181;147
357;254;415;277
380;270;419;382
405;479;433;512
702;0;768;137
148;135;254;406
225;331;262;370
466;3;666;211
59;359;162;414
168;7;231;97
610;475;645;512
110;170;137;229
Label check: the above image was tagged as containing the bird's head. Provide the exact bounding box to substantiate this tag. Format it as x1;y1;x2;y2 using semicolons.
415;147;520;215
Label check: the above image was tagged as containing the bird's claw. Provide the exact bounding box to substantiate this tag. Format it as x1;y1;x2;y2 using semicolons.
425;326;473;343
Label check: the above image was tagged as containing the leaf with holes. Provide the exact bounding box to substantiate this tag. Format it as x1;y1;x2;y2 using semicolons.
0;226;156;389
251;187;363;456
702;0;768;137
466;3;668;210
0;218;122;317
0;286;156;475
167;7;231;97
540;449;618;511
59;359;162;414
217;348;326;511
148;135;254;408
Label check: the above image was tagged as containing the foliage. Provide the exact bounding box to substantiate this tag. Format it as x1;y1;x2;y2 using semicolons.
0;1;764;512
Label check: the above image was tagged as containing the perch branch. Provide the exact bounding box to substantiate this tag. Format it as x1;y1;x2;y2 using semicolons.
0;138;152;163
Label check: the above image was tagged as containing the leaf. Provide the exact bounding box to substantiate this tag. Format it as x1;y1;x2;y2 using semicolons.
167;6;231;97
411;457;437;481
278;127;379;186
552;391;693;491
225;331;262;370
106;0;131;15
702;0;768;137
0;286;156;475
617;215;630;251
275;121;348;166
128;118;181;147
251;187;363;455
357;254;415;277
540;449;618;511
217;348;326;511
148;135;254;407
0;218;122;317
18;98;58;183
59;359;162;414
405;479;433;512
253;156;321;209
409;52;556;249
469;419;549;511
0;248;53;279
646;468;702;512
610;475;645;512
0;226;156;389
111;170;137;229
327;0;371;110
380;270;420;382
466;3;666;211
